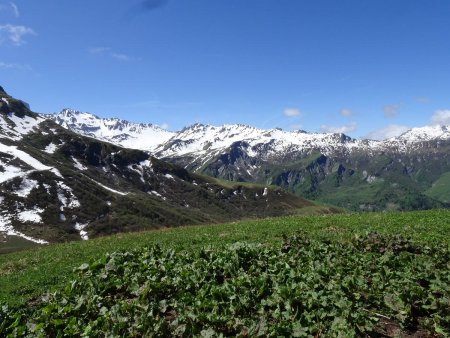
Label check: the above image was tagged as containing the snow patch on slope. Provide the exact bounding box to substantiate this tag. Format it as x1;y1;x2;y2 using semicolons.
0;113;44;141
82;174;129;195
13;178;39;197
0;142;62;183
56;182;81;210
74;222;89;240
140;159;153;169
128;164;145;182
17;207;44;223
0;161;26;184
0;143;51;171
72;157;87;171
50;168;63;178
44;143;58;154
0;213;48;244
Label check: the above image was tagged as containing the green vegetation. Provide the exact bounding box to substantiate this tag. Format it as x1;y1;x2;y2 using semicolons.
201;176;275;190
1;210;449;336
0;236;39;255
426;171;450;203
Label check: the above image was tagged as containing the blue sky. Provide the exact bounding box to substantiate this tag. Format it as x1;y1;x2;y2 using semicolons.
1;0;449;139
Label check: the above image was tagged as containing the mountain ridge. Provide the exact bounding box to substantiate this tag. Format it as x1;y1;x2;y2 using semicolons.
46;109;174;150
46;108;450;212
47;108;450;154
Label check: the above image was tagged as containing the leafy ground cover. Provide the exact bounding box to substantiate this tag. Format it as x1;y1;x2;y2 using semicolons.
1;233;449;337
1;209;449;336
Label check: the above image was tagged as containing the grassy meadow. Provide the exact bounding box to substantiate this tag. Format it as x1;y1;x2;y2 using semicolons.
1;209;449;336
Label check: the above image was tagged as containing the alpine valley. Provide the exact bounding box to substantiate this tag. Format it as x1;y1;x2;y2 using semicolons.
0;87;327;250
49;105;450;213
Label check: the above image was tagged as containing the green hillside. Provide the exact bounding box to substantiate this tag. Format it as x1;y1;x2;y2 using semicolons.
1;210;449;336
425;171;450;203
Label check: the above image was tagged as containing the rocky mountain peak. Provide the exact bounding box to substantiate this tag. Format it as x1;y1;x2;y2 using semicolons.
47;109;175;151
395;125;450;142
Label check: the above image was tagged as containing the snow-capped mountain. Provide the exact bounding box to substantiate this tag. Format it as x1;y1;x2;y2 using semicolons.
45;108;450;212
47;108;450;158
47;109;174;150
154;123;450;160
153;123;370;158
49;110;370;157
1;87;314;250
395;125;450;142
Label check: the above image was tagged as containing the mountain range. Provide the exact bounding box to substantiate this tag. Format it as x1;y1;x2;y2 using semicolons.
48;107;450;212
2;85;450;250
1;86;327;251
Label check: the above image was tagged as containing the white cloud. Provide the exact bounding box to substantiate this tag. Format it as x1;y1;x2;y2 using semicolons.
366;124;410;140
159;123;169;130
89;47;133;61
111;53;130;61
320;122;357;134
430;110;450;126
283;107;302;117
0;61;32;71
383;104;400;118
10;2;19;17
0;24;35;46
340;108;354;117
